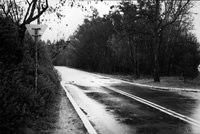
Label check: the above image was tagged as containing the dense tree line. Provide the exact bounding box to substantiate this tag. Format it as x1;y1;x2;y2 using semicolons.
0;17;61;133
52;0;200;81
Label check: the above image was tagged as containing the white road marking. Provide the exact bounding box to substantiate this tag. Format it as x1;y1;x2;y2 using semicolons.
61;81;98;134
82;69;200;92
56;67;200;128
97;84;200;128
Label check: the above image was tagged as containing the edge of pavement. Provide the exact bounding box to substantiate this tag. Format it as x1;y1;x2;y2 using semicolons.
114;78;200;93
60;81;98;134
82;70;200;93
58;66;200;92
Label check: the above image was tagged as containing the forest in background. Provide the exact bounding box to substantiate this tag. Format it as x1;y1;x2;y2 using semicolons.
51;1;200;82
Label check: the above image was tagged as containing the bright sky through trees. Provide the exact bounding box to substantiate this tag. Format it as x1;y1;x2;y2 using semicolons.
193;2;200;43
42;1;118;42
41;1;200;43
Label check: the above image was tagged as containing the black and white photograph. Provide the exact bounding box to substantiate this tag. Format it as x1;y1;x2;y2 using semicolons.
0;0;200;134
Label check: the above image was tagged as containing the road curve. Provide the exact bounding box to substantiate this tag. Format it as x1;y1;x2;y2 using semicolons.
56;66;200;134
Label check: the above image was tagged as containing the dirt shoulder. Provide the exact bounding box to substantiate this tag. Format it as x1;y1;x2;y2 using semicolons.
52;89;88;134
24;89;88;134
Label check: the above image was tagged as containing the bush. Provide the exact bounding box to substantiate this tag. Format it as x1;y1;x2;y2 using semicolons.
0;17;61;133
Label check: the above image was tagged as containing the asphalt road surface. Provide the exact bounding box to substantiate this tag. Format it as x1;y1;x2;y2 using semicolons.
56;66;200;134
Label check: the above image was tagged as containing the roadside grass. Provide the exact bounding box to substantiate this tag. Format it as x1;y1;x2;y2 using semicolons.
29;88;87;134
100;74;200;90
23;88;87;134
133;76;200;89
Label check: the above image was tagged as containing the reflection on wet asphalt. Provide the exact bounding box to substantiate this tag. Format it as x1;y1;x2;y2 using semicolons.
56;67;200;134
110;83;200;118
67;84;194;134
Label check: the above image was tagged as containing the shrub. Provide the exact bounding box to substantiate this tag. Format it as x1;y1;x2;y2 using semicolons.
0;17;61;133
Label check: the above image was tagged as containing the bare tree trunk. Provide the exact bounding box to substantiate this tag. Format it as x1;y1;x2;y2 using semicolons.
154;48;160;82
135;42;140;79
153;33;161;82
153;0;161;82
128;39;135;74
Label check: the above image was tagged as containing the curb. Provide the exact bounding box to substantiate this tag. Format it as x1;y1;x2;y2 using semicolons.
60;82;98;134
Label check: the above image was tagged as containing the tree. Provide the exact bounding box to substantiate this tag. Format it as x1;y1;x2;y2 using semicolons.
173;32;199;82
0;0;49;40
113;2;144;78
48;39;70;60
48;0;199;81
0;17;23;68
0;0;106;41
56;11;114;72
132;0;193;82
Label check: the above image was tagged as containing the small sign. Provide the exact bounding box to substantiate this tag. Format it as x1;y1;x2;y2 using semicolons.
26;24;47;41
198;64;200;72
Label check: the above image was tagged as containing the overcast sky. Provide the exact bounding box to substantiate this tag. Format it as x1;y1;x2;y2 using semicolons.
192;2;200;43
42;1;116;42
41;1;200;43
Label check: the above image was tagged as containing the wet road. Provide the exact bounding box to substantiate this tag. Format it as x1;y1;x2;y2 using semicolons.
56;66;200;134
